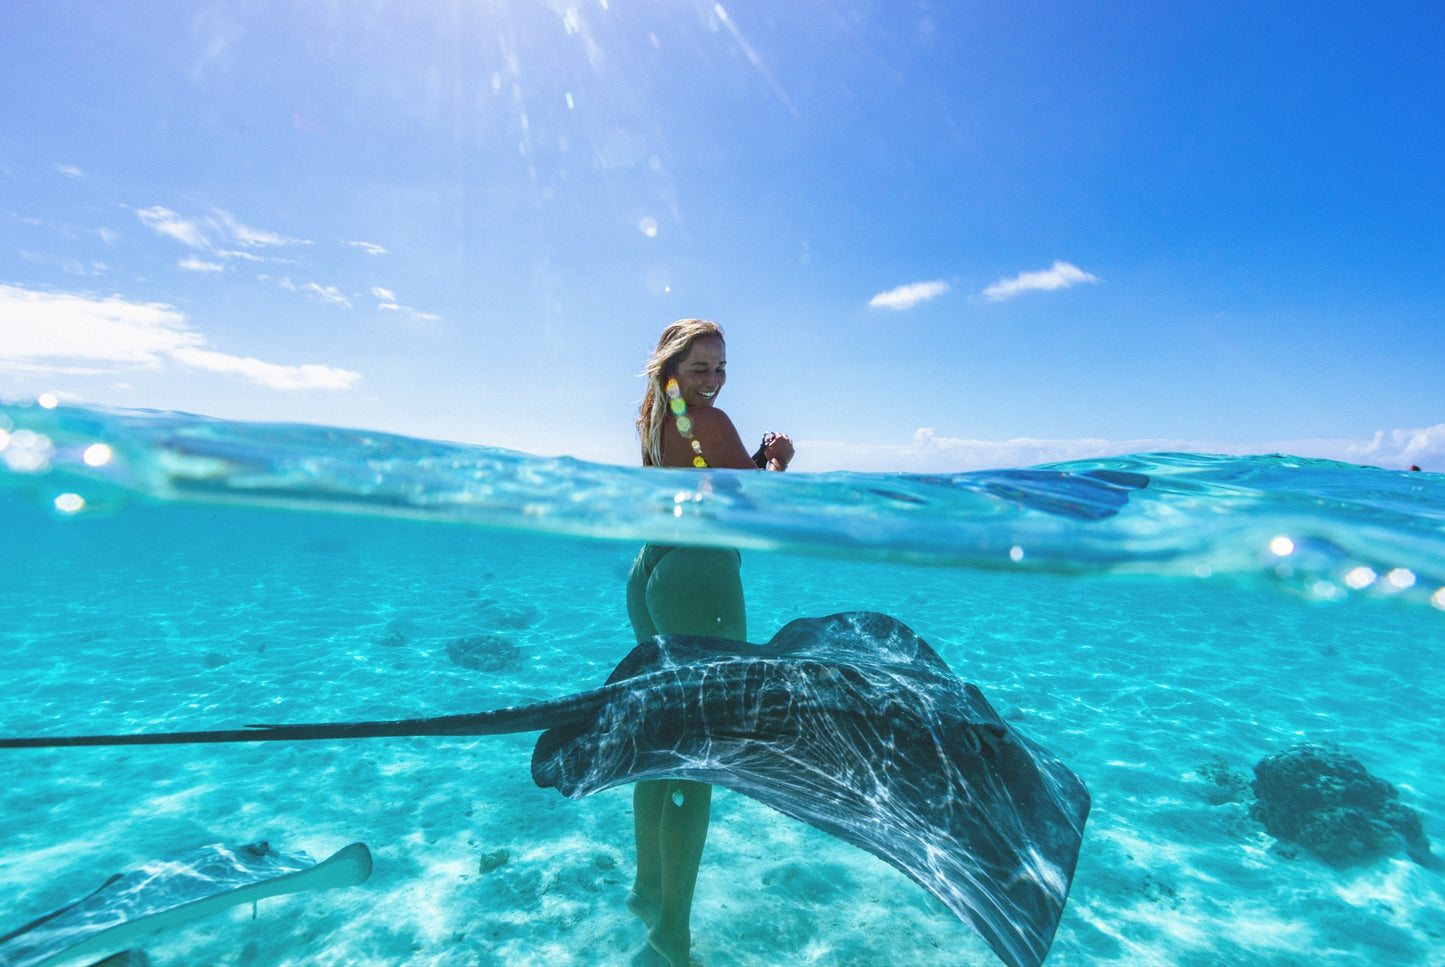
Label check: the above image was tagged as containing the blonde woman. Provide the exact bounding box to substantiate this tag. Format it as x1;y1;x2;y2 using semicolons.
625;319;793;966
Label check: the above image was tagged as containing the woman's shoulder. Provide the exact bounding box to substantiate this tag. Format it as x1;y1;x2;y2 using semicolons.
686;406;739;432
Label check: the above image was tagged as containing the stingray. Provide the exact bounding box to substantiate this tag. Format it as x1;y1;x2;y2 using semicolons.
0;841;371;967
1;612;1089;967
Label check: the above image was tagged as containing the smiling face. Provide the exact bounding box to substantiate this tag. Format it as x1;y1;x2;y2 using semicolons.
669;334;727;409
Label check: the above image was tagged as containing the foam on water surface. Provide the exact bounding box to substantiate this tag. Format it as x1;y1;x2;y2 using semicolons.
2;403;1443;966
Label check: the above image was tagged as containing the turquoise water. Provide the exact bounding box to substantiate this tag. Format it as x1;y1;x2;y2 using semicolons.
2;403;1443;966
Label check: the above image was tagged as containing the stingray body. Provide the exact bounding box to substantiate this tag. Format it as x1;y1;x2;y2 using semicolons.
1;613;1088;967
533;612;1089;967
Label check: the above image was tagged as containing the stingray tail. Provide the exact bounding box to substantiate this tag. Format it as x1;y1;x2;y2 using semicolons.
0;689;607;749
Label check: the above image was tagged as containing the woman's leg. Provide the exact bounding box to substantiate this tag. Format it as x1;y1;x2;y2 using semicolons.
624;546;745;966
648;778;713;965
628;780;666;928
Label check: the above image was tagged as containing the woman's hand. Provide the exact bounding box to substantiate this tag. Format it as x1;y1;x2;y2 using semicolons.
764;432;794;471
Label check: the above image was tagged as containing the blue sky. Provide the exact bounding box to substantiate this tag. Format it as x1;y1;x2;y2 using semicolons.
2;0;1442;470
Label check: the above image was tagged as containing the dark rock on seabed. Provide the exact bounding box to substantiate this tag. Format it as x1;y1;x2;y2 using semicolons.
447;634;522;672
1250;743;1432;867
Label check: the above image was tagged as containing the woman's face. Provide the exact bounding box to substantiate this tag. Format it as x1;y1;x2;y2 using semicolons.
670;335;726;409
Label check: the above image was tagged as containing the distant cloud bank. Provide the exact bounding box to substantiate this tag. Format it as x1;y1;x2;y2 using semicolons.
868;280;950;310
1346;425;1445;469
982;261;1099;301
799;425;1445;473
0;284;359;391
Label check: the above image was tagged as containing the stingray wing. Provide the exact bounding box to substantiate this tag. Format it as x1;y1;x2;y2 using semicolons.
532;613;1088;967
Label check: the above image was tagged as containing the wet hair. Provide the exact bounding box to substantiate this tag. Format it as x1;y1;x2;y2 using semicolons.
637;318;724;466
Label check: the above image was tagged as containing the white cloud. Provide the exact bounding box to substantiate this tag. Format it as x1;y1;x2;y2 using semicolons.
134;206;309;252
302;282;351;307
276;278;351;307
214;210;307;248
0;284;359;390
372;286;440;322
982;261;1099;301
168;347;358;390
868;280;950;310
55;164;86;179
348;240;388;256
179;255;224;273
136;206;211;249
1346;425;1445;469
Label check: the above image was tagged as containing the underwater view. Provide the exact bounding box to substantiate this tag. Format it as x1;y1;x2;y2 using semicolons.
2;402;1442;966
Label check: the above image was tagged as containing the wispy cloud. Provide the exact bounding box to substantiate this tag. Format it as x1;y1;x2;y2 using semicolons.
134;206;310;253
179;255;224;273
868;280;950;311
0;284;359;390
55;164;87;179
136;206;211;249
214;210;307;248
372;286;441;322
168;347;357;390
346;240;388;256
278;277;351;307
982;261;1099;301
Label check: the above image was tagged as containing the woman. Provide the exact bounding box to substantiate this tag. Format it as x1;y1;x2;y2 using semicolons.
625;318;793;966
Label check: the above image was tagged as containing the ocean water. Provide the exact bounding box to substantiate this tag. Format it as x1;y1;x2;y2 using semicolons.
2;402;1443;967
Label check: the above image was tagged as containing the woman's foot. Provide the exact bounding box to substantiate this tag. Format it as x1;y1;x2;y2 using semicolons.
626;888;661;928
648;923;692;967
631;944;671;967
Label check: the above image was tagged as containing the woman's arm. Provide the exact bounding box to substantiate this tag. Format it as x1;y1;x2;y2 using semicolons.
762;432;794;471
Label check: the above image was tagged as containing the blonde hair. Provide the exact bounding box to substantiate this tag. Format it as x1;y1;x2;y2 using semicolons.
637;318;724;466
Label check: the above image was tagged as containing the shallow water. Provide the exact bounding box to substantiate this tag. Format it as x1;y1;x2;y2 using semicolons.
2;403;1443;966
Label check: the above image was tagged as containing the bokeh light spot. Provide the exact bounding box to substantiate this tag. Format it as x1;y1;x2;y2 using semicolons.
1009;546;1024;562
54;493;85;513
83;443;113;467
1269;536;1294;556
2;429;54;473
38;393;59;409
1386;568;1416;589
639;216;658;238
1344;566;1377;590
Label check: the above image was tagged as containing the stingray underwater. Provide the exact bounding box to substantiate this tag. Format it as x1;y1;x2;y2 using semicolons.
1;612;1090;967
